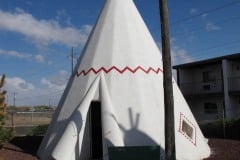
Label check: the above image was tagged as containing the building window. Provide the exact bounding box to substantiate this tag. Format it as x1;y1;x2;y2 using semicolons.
203;84;211;90
182;120;193;139
237;65;240;70
202;71;210;82
202;71;215;82
204;103;218;114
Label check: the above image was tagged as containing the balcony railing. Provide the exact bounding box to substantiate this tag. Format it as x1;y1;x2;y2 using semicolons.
180;80;223;95
228;77;240;92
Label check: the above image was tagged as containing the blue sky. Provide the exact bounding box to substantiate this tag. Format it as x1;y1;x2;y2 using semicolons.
0;0;240;106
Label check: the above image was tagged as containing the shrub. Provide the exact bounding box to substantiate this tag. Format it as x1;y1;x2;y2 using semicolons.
0;127;14;147
200;118;240;140
0;74;14;147
27;124;48;136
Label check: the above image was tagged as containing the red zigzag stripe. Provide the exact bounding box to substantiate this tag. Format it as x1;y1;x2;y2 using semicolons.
76;66;163;77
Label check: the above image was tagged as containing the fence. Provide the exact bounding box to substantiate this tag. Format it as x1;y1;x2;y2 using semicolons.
4;111;54;135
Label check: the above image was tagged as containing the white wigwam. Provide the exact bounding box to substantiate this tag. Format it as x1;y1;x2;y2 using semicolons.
38;0;211;159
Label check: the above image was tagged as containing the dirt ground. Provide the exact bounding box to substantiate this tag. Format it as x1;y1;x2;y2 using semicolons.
5;116;51;126
204;139;240;160
0;136;41;160
0;137;239;160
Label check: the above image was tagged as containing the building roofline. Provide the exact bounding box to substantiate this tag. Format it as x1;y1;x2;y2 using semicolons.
173;52;240;69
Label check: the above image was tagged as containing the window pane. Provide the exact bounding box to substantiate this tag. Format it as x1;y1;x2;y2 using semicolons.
204;103;218;114
182;120;193;139
202;71;209;82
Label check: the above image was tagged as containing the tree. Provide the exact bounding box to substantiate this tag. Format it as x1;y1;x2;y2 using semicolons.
0;74;7;123
0;74;13;147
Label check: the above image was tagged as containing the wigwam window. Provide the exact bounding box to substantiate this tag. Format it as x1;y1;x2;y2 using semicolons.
179;113;196;146
182;120;193;139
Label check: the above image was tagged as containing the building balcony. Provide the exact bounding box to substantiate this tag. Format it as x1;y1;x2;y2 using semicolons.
228;77;240;94
179;80;223;96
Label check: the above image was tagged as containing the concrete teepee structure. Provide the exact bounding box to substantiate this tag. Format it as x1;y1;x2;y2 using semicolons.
38;0;210;159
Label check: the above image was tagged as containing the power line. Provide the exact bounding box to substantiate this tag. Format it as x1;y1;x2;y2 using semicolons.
3;48;79;79
12;48;78;79
151;0;240;31
189;44;240;61
170;39;240;63
188;39;240;54
170;16;240;38
16;89;64;101
171;0;240;25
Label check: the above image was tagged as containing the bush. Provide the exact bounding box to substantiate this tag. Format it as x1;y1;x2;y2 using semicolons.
200;118;240;140
0;74;13;147
0;106;14;147
27;124;48;136
0;127;14;147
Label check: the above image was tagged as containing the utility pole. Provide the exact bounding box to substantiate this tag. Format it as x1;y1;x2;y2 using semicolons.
68;47;75;75
12;92;17;130
159;0;176;159
13;92;17;107
48;98;51;108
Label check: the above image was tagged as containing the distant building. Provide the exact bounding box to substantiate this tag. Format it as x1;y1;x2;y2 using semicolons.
173;53;240;123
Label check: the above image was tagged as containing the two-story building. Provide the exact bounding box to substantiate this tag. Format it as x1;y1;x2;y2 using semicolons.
173;53;240;123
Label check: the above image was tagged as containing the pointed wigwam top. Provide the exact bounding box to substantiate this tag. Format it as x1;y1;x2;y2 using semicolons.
77;0;162;74
38;0;210;160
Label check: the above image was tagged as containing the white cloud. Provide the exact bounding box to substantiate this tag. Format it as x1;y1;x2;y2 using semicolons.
81;25;92;34
41;78;56;88
5;77;35;92
157;39;193;80
56;9;72;26
41;70;69;91
0;9;92;47
15;8;25;14
190;8;198;15
171;48;193;65
168;38;193;65
170;41;193;80
0;48;32;59
4;73;68;106
0;48;47;63
206;22;220;31
25;1;32;6
35;54;45;63
157;38;193;65
201;13;208;19
47;61;53;65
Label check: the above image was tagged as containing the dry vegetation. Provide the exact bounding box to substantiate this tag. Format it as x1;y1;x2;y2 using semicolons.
5;116;51;126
